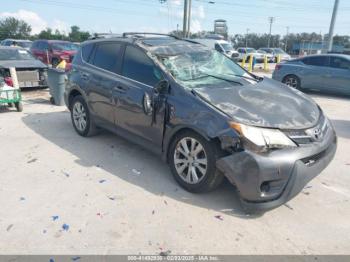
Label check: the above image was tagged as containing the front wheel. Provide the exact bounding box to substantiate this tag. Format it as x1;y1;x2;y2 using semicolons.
168;131;224;193
70;95;98;137
15;102;23;112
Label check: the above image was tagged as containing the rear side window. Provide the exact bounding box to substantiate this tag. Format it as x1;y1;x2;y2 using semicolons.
122;46;161;86
92;42;121;72
303;56;329;67
82;43;94;62
330;57;350;70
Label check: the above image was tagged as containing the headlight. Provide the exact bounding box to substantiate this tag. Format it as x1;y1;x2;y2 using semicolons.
230;122;296;152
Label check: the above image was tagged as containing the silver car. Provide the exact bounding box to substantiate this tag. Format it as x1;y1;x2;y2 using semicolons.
272;54;350;95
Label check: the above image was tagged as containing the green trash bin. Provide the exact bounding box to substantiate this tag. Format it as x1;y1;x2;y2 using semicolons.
47;68;67;106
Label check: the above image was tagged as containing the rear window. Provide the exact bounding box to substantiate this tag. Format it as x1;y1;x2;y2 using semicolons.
303;56;329;67
0;49;35;60
91;42;121;72
82;43;94;62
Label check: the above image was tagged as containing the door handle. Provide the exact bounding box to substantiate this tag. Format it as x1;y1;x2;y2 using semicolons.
81;72;90;80
113;86;127;93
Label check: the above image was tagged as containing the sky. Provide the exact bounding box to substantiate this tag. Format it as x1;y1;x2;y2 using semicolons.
1;0;350;36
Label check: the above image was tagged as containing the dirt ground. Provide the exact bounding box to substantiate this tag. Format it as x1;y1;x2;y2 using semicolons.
0;87;349;255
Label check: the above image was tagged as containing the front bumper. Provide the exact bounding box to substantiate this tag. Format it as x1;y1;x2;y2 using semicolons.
217;125;337;212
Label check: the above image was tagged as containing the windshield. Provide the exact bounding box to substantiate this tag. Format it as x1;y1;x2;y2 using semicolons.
0;49;36;61
246;48;256;53
51;42;78;51
17;42;32;48
273;48;287;54
220;43;233;51
159;50;249;89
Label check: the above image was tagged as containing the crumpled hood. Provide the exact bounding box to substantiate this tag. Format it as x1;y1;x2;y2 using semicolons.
0;59;47;69
194;77;320;129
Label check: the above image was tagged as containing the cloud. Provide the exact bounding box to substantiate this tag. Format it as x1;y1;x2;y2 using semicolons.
0;9;69;35
0;9;47;34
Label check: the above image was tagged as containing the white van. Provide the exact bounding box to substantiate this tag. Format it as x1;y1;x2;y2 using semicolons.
192;39;239;60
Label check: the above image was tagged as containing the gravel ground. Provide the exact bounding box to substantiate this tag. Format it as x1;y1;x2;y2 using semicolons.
0;87;349;255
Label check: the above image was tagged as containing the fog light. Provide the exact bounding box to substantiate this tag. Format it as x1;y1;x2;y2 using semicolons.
260;182;271;194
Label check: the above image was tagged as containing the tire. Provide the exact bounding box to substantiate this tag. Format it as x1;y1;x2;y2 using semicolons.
70;95;98;137
168;130;224;193
282;75;301;90
15;102;23;112
8;103;13;108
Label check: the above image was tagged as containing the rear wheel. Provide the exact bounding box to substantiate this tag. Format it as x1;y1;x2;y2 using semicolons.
168;131;224;193
283;75;301;89
70;95;98;137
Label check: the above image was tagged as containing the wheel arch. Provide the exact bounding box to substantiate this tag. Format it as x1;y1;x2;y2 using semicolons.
68;88;84;110
162;125;221;163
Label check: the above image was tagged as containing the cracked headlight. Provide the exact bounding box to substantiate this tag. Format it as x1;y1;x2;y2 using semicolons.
230;122;296;151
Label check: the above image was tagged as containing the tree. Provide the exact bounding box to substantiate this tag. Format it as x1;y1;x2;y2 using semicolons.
68;26;90;42
0;17;32;39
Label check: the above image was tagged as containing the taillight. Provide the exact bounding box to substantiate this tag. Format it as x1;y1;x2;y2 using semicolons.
4;76;13;87
65;63;72;72
275;64;283;71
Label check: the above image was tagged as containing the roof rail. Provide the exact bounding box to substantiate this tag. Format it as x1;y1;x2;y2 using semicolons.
89;33;122;40
122;32;180;39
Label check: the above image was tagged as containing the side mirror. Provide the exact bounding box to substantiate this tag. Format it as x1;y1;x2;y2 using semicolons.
154;79;170;94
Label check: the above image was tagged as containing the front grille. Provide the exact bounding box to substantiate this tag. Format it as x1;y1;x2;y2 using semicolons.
301;149;327;166
283;113;329;145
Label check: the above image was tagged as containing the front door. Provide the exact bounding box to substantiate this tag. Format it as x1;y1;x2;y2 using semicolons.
113;45;165;150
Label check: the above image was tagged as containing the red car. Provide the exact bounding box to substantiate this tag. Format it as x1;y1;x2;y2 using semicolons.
30;40;78;67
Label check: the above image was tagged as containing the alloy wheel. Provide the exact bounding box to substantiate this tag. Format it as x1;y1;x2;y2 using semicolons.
72;101;87;132
284;76;298;88
173;137;208;184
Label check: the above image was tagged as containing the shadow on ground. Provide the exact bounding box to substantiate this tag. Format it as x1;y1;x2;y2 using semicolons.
22;111;259;219
331;119;350;139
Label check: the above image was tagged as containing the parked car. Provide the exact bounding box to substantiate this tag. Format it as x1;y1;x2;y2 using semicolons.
0;46;47;88
272;54;350;96
236;47;265;62
65;34;336;212
259;48;291;62
257;49;274;62
192;38;239;60
30;40;78;67
1;39;33;50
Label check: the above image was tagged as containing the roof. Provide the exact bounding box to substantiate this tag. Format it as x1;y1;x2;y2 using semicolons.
300;54;350;59
82;35;209;56
0;46;26;50
2;39;32;42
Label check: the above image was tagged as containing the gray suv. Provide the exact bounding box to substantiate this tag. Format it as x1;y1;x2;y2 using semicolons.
65;33;336;212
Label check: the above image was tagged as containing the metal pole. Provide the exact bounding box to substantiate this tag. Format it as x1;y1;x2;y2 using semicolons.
268;17;274;48
285;26;289;52
246;28;249;48
183;0;188;38
327;0;340;52
187;0;192;38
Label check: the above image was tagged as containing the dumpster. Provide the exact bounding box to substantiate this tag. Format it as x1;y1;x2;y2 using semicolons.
47;68;67;106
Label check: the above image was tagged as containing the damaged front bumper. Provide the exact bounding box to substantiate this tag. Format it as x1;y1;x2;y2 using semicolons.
217;126;337;212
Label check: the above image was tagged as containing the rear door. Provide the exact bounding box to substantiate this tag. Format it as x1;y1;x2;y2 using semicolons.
86;41;123;125
300;56;330;90
329;56;350;95
114;44;165;150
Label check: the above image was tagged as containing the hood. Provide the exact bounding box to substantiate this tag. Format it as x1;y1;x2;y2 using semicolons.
194;77;320;129
0;59;47;69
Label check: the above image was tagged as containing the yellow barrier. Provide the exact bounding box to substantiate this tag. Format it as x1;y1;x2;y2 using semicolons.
248;54;253;72
277;54;281;63
241;55;246;68
263;55;268;71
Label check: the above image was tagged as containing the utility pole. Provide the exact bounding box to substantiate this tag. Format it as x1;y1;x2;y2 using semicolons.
267;17;275;48
327;0;340;52
187;0;192;38
285;26;289;52
245;28;249;48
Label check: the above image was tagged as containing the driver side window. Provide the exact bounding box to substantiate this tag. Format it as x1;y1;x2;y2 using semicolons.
122;46;162;87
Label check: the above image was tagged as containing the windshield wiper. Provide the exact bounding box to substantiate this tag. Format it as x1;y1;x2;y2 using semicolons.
227;74;261;82
200;73;243;85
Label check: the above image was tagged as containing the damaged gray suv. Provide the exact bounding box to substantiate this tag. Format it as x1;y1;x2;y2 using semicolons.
65;33;337;212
